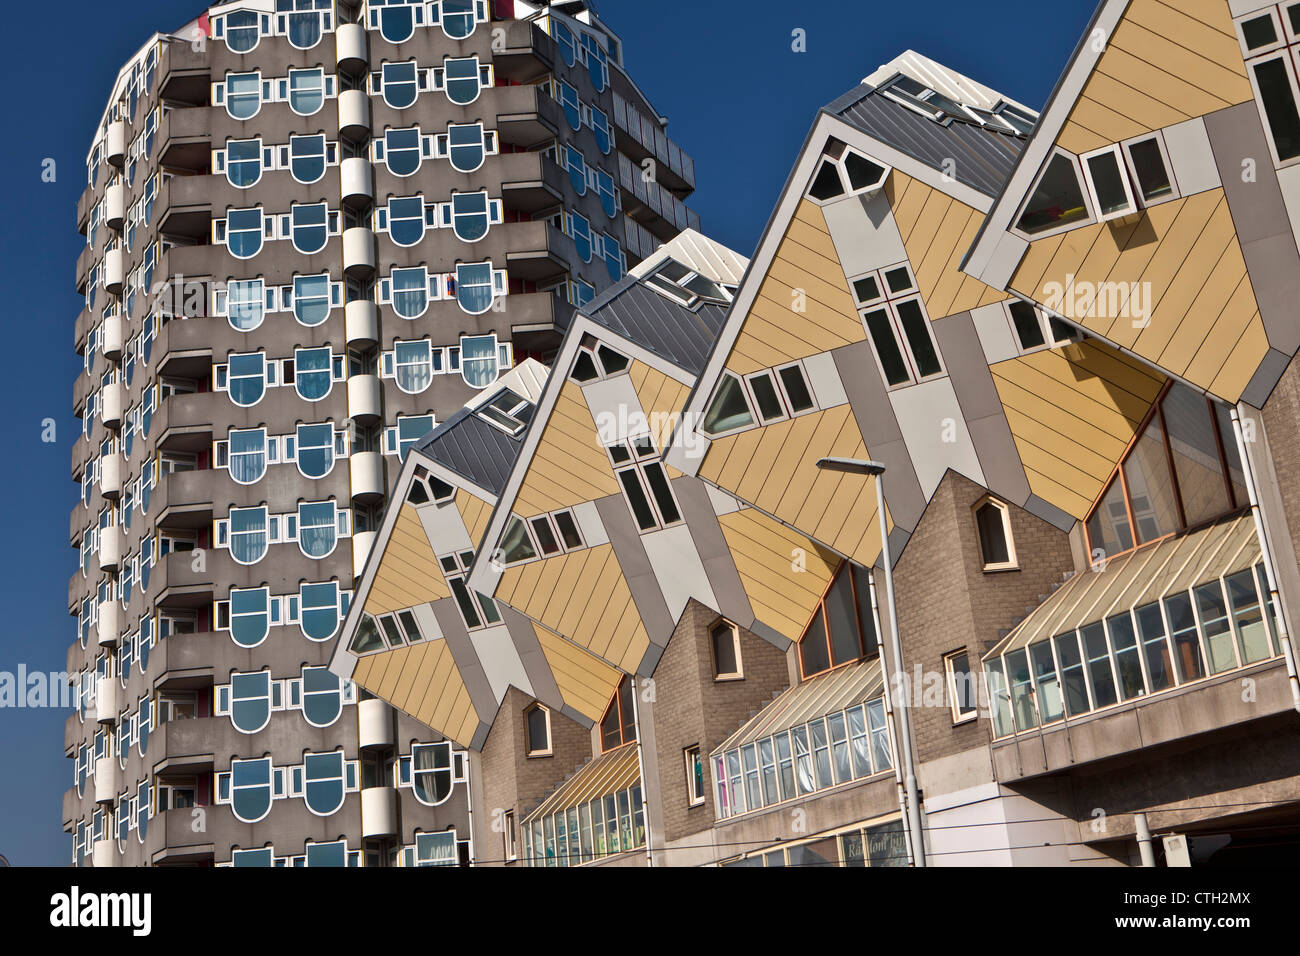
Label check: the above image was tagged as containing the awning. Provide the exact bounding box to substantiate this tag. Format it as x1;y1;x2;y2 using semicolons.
713;656;885;757
985;512;1261;660
522;743;641;825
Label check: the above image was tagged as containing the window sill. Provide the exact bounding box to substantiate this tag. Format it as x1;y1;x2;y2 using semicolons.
713;674;745;683
950;713;978;727
981;564;1020;575
525;751;553;759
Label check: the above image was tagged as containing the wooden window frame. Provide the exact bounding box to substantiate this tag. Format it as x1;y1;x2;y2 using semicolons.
524;703;552;757
973;496;1018;572
709;619;744;681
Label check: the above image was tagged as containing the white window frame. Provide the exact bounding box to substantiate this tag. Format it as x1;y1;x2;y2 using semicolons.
943;649;979;725
973;496;1018;573
1011;147;1097;241
1079;144;1138;222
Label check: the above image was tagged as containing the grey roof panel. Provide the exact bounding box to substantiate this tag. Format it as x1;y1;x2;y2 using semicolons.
583;280;729;377
415;400;528;497
826;85;1027;198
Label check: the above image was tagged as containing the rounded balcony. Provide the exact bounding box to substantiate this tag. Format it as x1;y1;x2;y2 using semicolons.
96;601;120;647
93;757;120;804
336;22;369;71
342;227;376;277
105;183;126;230
352;530;377;582
361;786;397;838
358;697;393;750
340;156;373;205
101;314;124;359
349;451;385;502
94;677;120;724
348;374;382;424
100;381;123;429
97;526;122;572
103;249;124;295
105;121;126;167
99;454;122;499
345;299;378;345
92;839;118;868
338;89;371;139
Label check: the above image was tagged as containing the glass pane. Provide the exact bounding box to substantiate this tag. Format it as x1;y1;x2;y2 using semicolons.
976;503;1010;565
1213;403;1249;509
799;608;831;676
702;375;753;434
1086;478;1133;559
1008;301;1045;351
1127;139;1172;203
1006;649;1037;731
1124;417;1179;544
1226;569;1271;665
825;566;862;666
894;300;941;378
864;309;911;386
1052;633;1089;716
1106;613;1146;701
1195;582;1238;674
1081;622;1118;708
1135;603;1174;692
1017;153;1090;234
1085;150;1131;216
1030;642;1063;723
1164;594;1205;683
1254;58;1300;162
1163;385;1231;527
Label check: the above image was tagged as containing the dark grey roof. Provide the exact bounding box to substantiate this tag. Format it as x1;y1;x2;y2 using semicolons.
581;277;729;377
416;399;528;497
825;85;1027;198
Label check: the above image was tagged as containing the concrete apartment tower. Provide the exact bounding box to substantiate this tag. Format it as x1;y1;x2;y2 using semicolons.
65;0;697;867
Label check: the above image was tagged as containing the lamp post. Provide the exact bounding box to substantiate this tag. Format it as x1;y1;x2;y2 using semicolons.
815;457;926;867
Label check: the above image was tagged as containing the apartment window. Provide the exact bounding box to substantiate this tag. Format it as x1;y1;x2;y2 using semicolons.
1005;299;1077;354
389;340;435;393
607;435;682;532
1015;150;1092;236
798;562;878;679
379;61;423;110
378;195;432;247
378;127;427;177
850;264;943;388
603;233;625;282
600;677;637;752
461;334;503;388
806;140;889;203
289;134;330;184
300;581;346;641
594;168;620;218
228;758;275;824
1123;135;1175;206
1080;145;1137;221
569;211;592;263
504;810;517;861
944;651;978;723
498;516;540;565
223;138;263;188
411;743;456;806
710;620;743;680
280;0;332;49
224;208;264;259
589;105;612;155
433;0;484;39
219;9;266;53
1085;383;1249;560
583;32;609;91
701;374;755;436
226;352;267;407
569;336;630;383
228;506;270;565
563;144;588;196
227;278;268;331
229;671;273;734
388;266;437;318
300;666;345;727
223;71;262;120
386;414;436;459
454;261;504;315
685;746;706;806
296;423;339;479
440;55;487;105
295;346;339;401
287;67;327;115
298;500;345;559
228;587;271;648
442;552;502;631
442;123;495;173
447;190;500;242
1238;8;1300;164
974;497;1017;571
525;704;552;756
291;202;335;254
369;0;424;43
302;752;348;816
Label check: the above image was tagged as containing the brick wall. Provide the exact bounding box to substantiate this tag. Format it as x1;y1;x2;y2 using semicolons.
648;599;791;845
894;471;1074;766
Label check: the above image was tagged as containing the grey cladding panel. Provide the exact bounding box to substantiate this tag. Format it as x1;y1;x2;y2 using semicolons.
671;475;757;630
594;495;676;656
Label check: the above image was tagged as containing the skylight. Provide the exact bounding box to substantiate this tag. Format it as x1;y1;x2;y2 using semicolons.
643;259;735;309
477;388;534;437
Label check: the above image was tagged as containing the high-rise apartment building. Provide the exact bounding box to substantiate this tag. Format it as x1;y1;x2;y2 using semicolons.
64;0;698;867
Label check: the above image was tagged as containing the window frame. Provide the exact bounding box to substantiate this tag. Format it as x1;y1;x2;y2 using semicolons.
709;619;744;681
524;703;553;757
973;496;1018;572
1079;144;1139;222
943;649;979;724
1011;147;1097;241
685;745;706;807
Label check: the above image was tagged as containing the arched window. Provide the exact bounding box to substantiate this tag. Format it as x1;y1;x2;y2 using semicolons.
443;56;483;105
137;696;153;756
224;208;264;259
227;279;266;331
390;267;431;319
298;501;340;559
411;743;454;805
226;352;266;407
460;334;499;389
301;666;343;728
590;106;612;155
135;781;150;843
230;671;272;733
229;587;271;648
454;261;501;315
559;81;581;131
384;195;428;247
599;677;636;752
303;751;346;816
798;562;878;679
570;211;592;262
554;19;576;66
382;127;423;177
295;347;334;402
447;123;489;173
224;72;262;120
289;134;328;184
224;138;263;188
296;423;336;479
228;428;268;484
230;757;274;823
371;0;421;43
381;61;419;109
291;202;331;254
282;0;329;49
584;34;608;91
449;190;496;242
290;274;333;326
565;145;587;195
525;704;551;756
288;68;326;115
300;581;343;641
393;340;434;393
228;506;269;565
223;10;263;53
436;0;479;39
974;498;1016;571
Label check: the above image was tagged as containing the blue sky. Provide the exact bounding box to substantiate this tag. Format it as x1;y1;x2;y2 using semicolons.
0;0;1095;865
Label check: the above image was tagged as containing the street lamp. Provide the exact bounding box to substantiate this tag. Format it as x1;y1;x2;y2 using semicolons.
815;457;926;867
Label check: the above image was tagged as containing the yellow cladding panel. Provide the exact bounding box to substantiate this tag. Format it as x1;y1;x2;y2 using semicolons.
352;641;479;749
512;381;621;519
496;544;648;674
1056;0;1251;155
1010;189;1264;401
533;622;625;722
628;361;690;439
888;172;1008;321
992;339;1166;519
717;509;840;640
700;404;887;566
364;504;451;616
456;488;495;546
723;200;864;376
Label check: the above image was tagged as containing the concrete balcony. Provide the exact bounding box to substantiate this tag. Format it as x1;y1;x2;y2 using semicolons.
62;786;78;831
358;697;393;750
361;785;397;838
152;392;215;455
96;600;120;647
74;304;93;356
343;226;376;277
97;526;122;572
103;248;124;295
340;156;373;206
349;451;385;502
491;19;555;85
345;299;378;345
94;676;120;723
93;757;120;804
347;374;382;424
105;183;126;230
101;314;124;359
158;174;213;242
105;121;126;167
148;468;219;532
159;42;209;106
336;22;368;72
338;88;371;139
99;453;122;499
352;530;377;582
494;83;562;151
157;106;212;172
499;150;566;216
100;379;123;428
